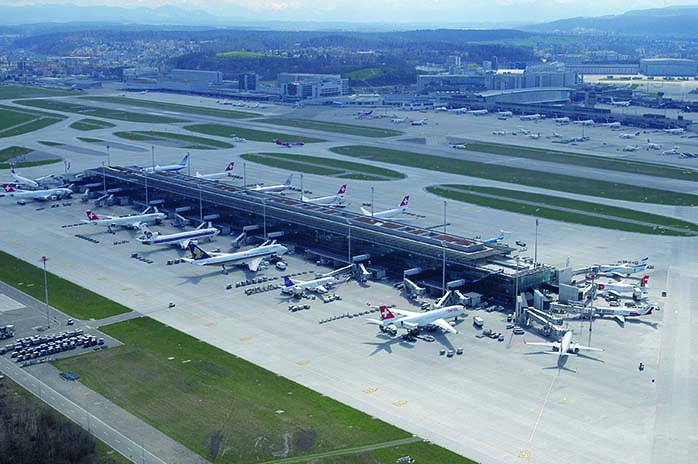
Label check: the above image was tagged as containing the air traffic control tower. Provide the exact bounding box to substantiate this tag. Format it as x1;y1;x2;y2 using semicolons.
83;166;555;301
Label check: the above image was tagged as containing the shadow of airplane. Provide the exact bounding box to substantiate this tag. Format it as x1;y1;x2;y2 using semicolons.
363;335;415;356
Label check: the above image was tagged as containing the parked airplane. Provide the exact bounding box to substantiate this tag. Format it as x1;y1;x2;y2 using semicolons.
492;130;507;136
302;184;346;206
355;110;373;118
410;119;427;126
600;121;622;129
1;184;72;201
528;132;541;140
619;132;641;139
273;138;305;147
646;139;662;150
497;111;513;118
525;330;603;360
483;230;509;244
622;145;640;152
597;257;649;275
183;240;288;272
361;195;409;219
468;109;488;116
553;117;570;124
589;303;657;324
195;162;235;180
248;175;293;193
434;106;449;112
391;117;408;123
143;154;189;174
597;275;650;294
449;143;467;149
449;108;469;114
367;304;465;336
573;119;595;126
9;166;39;189
551;131;563;138
282;275;336;295
662;146;681;156
137;222;219;248
664;128;685;135
610;97;631;107
82;207;165;232
520;113;542;121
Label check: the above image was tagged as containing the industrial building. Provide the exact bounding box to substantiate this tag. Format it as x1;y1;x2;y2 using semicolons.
639;58;698;77
277;73;349;102
85;166;555;301
476;88;573;105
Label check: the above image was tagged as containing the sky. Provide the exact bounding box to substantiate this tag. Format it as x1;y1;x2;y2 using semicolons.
3;0;698;25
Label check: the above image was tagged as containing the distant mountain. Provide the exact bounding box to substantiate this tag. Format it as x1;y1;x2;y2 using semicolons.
522;6;698;36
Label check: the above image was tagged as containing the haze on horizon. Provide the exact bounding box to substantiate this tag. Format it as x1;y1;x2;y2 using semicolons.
3;0;698;26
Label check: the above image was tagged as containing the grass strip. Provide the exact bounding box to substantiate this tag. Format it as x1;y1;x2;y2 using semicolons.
427;185;695;236
114;130;233;149
332;145;698;206
70;118;116;131
83;96;259;120
242;153;345;176
185;123;325;143
14;99;187;124
48;317;481;464
0;146;33;162
242;152;405;179
38;141;64;146
0;85;76;98
260;118;403;138
77;137;104;143
0;250;131;319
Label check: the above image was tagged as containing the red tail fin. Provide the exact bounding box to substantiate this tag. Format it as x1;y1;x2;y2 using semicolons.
640;275;650;287
400;195;409;207
85;210;99;221
225;162;234;172
2;184;15;192
337;184;347;195
379;305;395;320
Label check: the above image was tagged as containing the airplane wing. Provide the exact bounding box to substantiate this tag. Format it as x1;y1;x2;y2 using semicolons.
389;308;421;318
313;285;328;293
524;341;557;348
571;343;603;352
129;221;144;229
247;257;264;272
179;239;192;250
431;318;457;334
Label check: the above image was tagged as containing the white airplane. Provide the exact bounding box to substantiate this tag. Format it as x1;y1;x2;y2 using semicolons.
589;303;657;324
497;111;513;117
517;128;531;135
1;183;72;201
449;108;470;114
230;136;247;143
9;166;39;189
391;117;408;123
492;130;507;136
468;109;488;116
434;106;449;112
619;131;641;139
662;146;681;156
622;145;640;152
646;139;662;150
573;119;595;126
664;128;685;135
82;207;166;232
367;304;465;336
410;119;427;126
553;117;570;125
597;275;650;294
137;222;219;248
600;122;622;129
302;184;346;206
143;154;189;174
361;195;409;219
610;97;631;107
449;143;467;149
551;131;563;138
520;114;542;121
248;175;293;193
597;257;649;275
183;240;288;272
281;275;336;295
528;132;541;140
195;162;235;180
525;330;603;360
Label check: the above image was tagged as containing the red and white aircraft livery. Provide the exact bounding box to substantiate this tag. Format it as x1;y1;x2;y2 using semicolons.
302;184;347;206
367;304;465;336
361;195;409;219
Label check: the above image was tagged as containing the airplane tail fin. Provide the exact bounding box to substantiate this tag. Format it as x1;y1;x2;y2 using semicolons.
283;276;295;287
180;153;190;166
2;184;15;192
639;275;650;289
337;184;347;196
187;242;211;260
225;162;234;173
85;210;99;221
284;174;293;186
137;224;157;241
379;305;396;321
399;195;409;210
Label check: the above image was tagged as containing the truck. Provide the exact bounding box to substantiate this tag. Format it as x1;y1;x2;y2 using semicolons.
0;325;15;340
473;316;484;328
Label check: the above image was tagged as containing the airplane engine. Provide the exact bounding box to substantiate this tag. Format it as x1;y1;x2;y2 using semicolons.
552;346;560;352
380;326;397;337
49;194;58;201
572;347;580;354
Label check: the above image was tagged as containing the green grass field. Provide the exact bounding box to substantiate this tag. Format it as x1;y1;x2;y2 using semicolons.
427;185;697;236
0;250;130;320
53;318;475;464
260;118;403;138
38;140;64;146
114;130;233;149
77;136;105;143
331;145;698;206
0;104;66;138
83;96;259;120
0;85;76;99
0;145;33;162
241;153;405;180
458;140;698;182
14;99;187;123
70;118;117;131
185;123;325;143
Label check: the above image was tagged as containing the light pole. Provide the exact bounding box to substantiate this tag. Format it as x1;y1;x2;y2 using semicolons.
186;151;191;177
101;161;106;193
262;199;267;239
443;200;447;234
40;256;50;328
199;183;203;222
243;162;247;187
346;219;352;263
300;173;304;201
144;170;149;206
370;186;374;217
150;145;155;171
534;218;539;267
441;242;447;297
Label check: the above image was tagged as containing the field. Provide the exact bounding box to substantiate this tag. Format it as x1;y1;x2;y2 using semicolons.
0;250;131;320
241;153;405;180
70;118;117;131
38;140;64;146
0;145;33;162
457;140;698;182
216;51;283;59
83;96;259;120
0;104;66;138
14;99;187;123
0;85;76;99
77;136;105;143
260;118;403;138
185;123;325;143
331;145;698;206
114;130;233;149
427;184;698;236
53;318;474;464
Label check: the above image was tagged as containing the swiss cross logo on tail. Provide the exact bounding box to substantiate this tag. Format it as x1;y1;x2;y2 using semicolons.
400;196;409;207
2;184;15;192
225;162;235;172
640;275;650;288
379;305;395;320
85;210;99;221
337;184;347;195
9;166;15;174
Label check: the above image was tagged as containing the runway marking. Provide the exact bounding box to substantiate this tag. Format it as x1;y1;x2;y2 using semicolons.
296;359;310;366
191;315;200;320
134;292;145;297
206;322;217;328
362;387;378;394
121;287;132;291
239;336;252;342
97;276;107;280
528;370;560;444
518;449;531;459
392;400;407;407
